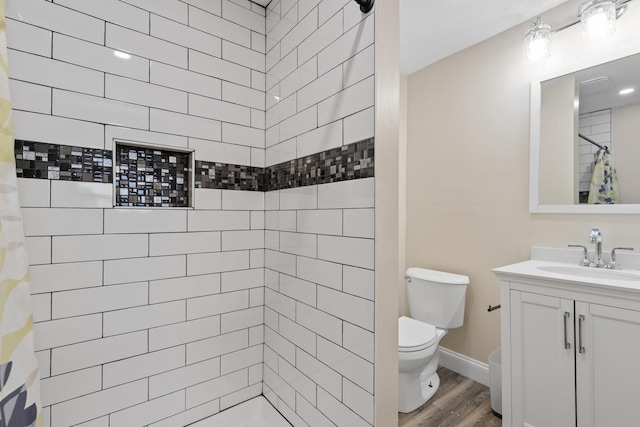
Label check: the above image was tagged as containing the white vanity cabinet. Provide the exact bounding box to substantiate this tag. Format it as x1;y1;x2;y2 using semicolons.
574;302;640;427
509;291;576;427
495;265;640;427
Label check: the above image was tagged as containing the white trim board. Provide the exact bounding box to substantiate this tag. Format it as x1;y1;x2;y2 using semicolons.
439;347;490;387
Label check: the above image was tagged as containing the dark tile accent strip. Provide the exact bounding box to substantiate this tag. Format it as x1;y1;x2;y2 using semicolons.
195;161;266;192
14;140;112;182
266;138;374;191
579;191;589;204
115;144;191;208
14;138;375;196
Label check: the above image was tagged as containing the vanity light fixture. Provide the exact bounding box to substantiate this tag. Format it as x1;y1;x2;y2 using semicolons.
524;0;633;63
580;0;617;41
619;87;635;94
524;18;552;63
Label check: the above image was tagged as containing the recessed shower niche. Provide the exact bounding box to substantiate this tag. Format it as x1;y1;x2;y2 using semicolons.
114;141;194;208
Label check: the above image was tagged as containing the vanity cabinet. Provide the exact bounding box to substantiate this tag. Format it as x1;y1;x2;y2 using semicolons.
497;271;640;427
510;291;576;427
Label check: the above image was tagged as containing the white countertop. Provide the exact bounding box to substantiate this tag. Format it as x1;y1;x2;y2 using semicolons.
493;259;640;293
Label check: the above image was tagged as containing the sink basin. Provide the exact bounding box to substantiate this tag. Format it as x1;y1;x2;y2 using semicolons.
537;265;640;281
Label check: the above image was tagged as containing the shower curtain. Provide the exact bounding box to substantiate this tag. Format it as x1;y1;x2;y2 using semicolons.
0;0;44;425
588;148;620;204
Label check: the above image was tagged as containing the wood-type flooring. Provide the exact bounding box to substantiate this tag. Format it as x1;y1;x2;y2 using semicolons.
398;367;502;427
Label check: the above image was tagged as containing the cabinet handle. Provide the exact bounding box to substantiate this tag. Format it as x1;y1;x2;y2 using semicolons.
563;312;571;350
578;315;586;354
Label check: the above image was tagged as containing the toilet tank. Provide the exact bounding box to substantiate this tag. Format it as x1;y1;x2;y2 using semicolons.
406;267;469;329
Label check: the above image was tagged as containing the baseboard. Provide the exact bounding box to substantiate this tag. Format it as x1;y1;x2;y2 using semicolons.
439;347;490;387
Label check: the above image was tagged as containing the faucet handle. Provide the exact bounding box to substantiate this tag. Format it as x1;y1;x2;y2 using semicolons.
569;245;591;266
608;247;635;269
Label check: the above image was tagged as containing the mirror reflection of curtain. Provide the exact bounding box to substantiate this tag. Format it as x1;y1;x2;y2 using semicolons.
0;0;44;425
588;148;620;204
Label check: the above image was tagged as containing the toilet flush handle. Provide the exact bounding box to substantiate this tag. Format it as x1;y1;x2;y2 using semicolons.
404;276;412;283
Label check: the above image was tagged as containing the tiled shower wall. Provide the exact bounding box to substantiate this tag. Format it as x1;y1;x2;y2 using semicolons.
9;0;376;426
263;1;375;426
9;0;268;425
578;109;611;198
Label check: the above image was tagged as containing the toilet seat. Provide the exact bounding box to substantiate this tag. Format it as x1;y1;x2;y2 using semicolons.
398;316;437;352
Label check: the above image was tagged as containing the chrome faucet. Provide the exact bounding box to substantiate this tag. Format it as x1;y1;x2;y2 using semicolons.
589;228;605;267
570;229;635;269
568;244;591;266
607;247;635;269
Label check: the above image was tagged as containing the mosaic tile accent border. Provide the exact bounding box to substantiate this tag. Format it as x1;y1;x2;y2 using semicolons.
195;162;265;191
194;138;374;192
14;138;375;197
115;144;191;208
579;191;589;204
15;140;112;182
267;138;374;191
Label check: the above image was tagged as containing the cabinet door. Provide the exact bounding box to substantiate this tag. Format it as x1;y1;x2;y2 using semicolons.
511;291;576;427
576;302;640;427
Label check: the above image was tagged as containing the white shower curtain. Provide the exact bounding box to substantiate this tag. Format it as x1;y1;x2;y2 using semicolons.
0;0;44;425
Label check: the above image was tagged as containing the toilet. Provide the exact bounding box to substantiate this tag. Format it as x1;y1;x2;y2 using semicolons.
398;267;469;413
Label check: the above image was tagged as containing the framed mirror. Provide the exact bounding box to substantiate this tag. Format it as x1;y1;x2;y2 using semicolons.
530;6;640;213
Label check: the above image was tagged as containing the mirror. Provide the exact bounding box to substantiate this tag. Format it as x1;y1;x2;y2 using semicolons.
529;8;640;213
539;54;640;205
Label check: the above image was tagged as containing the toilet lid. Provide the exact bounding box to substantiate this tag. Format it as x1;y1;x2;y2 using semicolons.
398;316;437;351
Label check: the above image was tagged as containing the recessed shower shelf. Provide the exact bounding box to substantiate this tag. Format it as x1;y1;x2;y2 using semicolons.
114;141;193;208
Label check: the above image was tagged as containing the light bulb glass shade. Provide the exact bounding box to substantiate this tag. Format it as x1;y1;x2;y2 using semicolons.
580;0;617;42
524;20;551;63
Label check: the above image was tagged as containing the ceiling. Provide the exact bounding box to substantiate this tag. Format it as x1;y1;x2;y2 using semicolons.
570;53;640;113
400;0;572;74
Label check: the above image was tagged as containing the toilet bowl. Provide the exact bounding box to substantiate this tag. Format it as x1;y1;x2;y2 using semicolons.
398;268;468;413
398;316;447;413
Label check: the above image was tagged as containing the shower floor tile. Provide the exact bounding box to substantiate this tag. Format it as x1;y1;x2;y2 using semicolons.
192;396;291;427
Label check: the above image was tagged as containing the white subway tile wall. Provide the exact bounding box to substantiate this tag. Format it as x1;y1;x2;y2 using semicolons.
264;2;375;424
10;0;375;425
9;0;267;425
578;110;611;195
